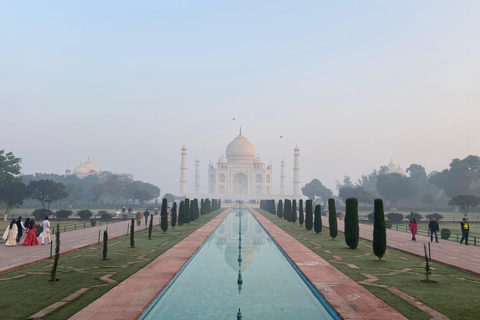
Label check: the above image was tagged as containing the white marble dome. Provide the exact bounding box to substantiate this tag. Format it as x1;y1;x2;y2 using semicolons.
254;155;264;164
226;134;256;163
218;155;228;164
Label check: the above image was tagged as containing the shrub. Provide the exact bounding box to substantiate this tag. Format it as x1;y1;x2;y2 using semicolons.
154;209;159;215
373;199;386;261
386;212;404;224
77;209;93;221
98;211;112;220
277;200;284;219
405;212;423;221
328;198;337;240
55;209;73;221
32;209;53;220
441;228;451;240
344;198;359;249
90;220;96;227
336;212;343;218
385;220;392;229
367;212;375;221
426;213;444;222
314;204;322;234
305;200;313;230
161;198;168;233
298;199;304;226
291;199;297;223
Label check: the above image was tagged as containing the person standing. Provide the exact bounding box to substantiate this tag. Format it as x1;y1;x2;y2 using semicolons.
128;207;132;217
39;216;51;245
460;218;469;245
2;219;18;246
428;217;439;243
19;218;31;244
16;217;25;243
136;211;142;226
144;208;150;226
23;220;39;246
409;218;417;241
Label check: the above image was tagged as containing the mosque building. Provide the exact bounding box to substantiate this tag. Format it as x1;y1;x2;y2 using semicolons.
384;159;408;176
180;130;302;200
66;158;100;179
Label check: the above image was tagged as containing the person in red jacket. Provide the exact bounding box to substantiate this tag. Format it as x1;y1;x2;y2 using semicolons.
409;218;418;241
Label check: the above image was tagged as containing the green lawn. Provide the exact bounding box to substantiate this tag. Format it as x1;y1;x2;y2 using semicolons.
0;209;223;320
258;209;480;320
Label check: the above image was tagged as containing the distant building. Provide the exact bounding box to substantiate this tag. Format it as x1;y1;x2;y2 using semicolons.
67;158;100;179
384;159;408;176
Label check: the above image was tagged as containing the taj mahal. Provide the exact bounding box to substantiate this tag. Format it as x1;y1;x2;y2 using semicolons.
179;130;302;200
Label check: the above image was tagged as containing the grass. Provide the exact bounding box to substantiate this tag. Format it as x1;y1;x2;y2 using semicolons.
0;209;223;320
258;209;480;320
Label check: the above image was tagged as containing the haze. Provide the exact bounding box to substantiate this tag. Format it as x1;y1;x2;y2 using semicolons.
1;1;479;195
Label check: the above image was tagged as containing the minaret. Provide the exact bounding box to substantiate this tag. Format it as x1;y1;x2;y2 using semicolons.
195;158;200;194
180;145;188;196
293;145;301;197
280;159;286;195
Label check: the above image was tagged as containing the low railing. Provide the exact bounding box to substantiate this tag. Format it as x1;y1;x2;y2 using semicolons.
50;219;125;235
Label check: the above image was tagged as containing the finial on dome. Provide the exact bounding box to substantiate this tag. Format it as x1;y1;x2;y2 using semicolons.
239;126;242;135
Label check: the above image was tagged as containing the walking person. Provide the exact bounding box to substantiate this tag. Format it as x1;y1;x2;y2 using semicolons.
16;217;26;243
409;218;417;241
2;219;18;246
144;208;150;226
23;220;39;246
18;218;31;244
460;218;469;245
428;217;440;243
136;211;142;226
39;216;51;245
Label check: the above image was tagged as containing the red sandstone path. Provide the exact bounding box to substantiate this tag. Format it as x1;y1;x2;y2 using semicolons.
321;216;480;276
0;216;160;274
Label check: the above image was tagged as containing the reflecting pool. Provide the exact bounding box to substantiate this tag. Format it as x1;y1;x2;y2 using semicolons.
140;208;337;319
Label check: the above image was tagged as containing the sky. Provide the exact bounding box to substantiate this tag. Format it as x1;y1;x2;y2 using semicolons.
1;1;479;195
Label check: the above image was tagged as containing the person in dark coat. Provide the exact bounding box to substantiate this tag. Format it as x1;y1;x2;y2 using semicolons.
460;218;469;245
16;217;25;242
428;217;439;243
144;208;150;226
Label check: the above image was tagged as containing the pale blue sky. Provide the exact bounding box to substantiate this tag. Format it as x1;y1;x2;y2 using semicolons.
1;1;479;194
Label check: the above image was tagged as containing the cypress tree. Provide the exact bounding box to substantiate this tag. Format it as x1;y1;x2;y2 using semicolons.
184;198;190;223
292;199;297;223
130;218;135;248
305;200;313;230
270;200;276;215
298;199;304;226
373;199;387;261
201;199;205;215
171;202;177;229
328;198;338;240
103;229;108;259
277;200;284;219
314;204;322;234
148;214;153;239
178;201;185;226
205;198;211;213
284;199;289;221
195;199;200;219
212;199;216;211
161;198;168;233
345;198;359;249
50;223;60;282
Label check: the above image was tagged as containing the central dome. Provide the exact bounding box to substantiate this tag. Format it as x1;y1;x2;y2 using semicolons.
225;134;255;163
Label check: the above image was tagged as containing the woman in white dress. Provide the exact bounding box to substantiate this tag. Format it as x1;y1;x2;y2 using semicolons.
2;219;18;246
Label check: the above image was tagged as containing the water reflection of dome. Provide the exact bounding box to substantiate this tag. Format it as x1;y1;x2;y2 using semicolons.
216;238;227;252
225;242;255;272
233;215;248;234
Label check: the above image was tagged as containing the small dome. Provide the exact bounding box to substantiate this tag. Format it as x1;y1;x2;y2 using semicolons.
82;158;99;174
254;155;264;164
226;134;255;163
73;166;88;174
386;159;398;173
66;167;71;173
218;155;228;164
395;165;408;176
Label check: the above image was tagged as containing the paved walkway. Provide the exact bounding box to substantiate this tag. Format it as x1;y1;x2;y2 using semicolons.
0;217;159;274
324;217;480;276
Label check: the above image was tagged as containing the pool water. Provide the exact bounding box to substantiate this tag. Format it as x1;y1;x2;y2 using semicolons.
140;208;337;319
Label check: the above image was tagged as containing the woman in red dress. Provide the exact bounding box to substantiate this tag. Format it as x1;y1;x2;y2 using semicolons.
23;220;39;246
